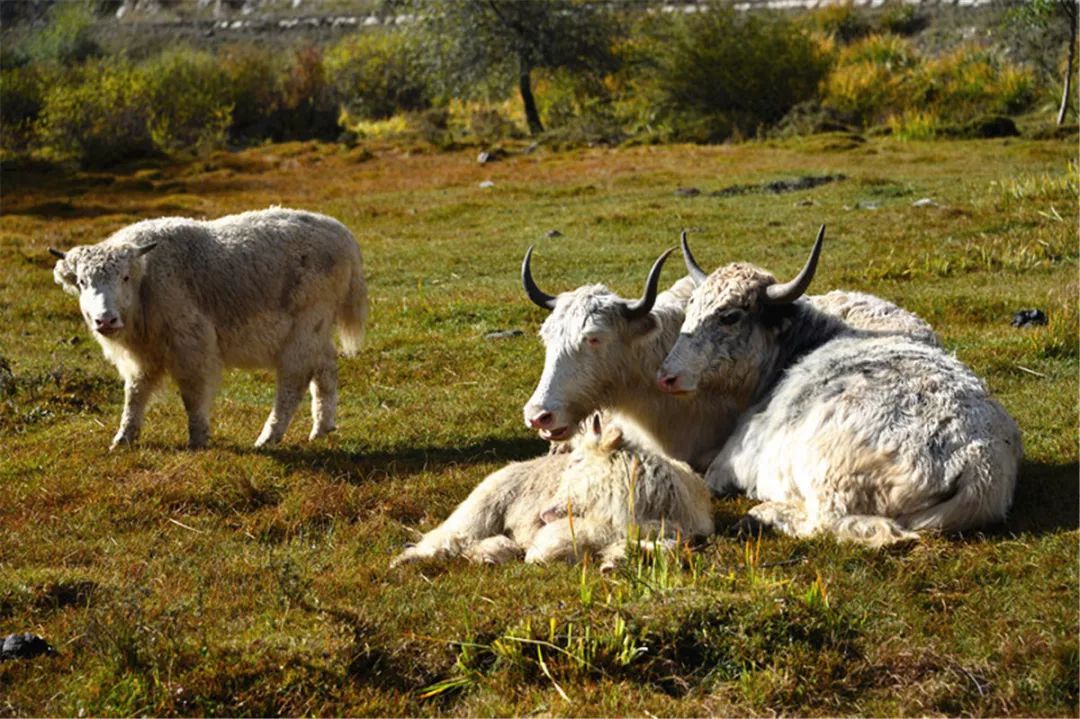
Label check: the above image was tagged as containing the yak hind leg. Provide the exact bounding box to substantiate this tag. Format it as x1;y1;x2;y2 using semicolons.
464;536;523;565
390;525;472;567
308;344;339;441
524;519;579;565
739;501;809;538
830;515;919;548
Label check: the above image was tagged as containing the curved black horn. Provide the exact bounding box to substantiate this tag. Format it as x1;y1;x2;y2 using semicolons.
764;225;825;305
680;231;708;287
622;247;675;321
521;245;557;311
48;248;66;260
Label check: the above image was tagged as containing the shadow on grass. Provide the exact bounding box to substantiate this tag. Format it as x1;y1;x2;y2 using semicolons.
6;201;132;219
999;460;1079;535
258;435;548;484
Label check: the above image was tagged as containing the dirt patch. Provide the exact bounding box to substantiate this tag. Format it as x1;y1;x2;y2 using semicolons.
711;173;847;197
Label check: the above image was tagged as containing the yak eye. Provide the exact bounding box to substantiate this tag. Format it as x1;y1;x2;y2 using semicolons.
585;334;602;347
719;310;743;326
123;275;130;282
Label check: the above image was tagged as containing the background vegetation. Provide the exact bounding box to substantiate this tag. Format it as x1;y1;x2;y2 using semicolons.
1;0;1076;167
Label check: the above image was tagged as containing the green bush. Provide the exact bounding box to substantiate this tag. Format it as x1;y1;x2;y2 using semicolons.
810;1;873;44
35;58;154;166
325;31;431;121
652;7;830;141
1;64;52;153
142;48;233;158
21;2;102;66
219;44;286;140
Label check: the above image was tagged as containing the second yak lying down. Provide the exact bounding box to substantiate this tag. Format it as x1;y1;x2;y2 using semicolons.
391;416;713;570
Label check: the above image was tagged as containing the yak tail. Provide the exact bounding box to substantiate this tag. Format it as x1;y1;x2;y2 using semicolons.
337;250;369;357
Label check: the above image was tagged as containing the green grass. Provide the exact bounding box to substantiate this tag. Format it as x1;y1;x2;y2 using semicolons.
0;135;1076;716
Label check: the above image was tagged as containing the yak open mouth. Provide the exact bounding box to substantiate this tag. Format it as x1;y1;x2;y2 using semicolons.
95;326;122;337
540;426;573;442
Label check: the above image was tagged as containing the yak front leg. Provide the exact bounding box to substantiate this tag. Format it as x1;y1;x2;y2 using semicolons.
177;364;221;450
111;369;163;450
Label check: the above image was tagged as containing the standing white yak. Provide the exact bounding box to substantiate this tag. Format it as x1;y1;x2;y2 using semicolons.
50;207;368;450
391;414;714;571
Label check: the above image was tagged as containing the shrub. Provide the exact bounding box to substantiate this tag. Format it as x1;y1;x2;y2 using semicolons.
824;35;916;126
0;64;52;153
219;44;286;141
810;1;873;44
652;6;830;141
468;107;521;144
877;1;926;36
142;48;233;158
21;1;102;66
35;58;154;166
887;109;940;140
409;107;453;148
274;45;339;141
325;31;431;121
915;45;1036;117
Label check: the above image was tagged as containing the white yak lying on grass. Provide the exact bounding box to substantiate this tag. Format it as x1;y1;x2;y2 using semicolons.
391;415;714;570
50;207;367;449
520;246;940;474
656;227;1021;547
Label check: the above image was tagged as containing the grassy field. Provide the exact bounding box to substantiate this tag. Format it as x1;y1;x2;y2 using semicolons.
0;134;1076;716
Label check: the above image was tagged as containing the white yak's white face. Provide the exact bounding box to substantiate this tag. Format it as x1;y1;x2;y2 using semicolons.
520;246;673;442
657;226;824;396
525;285;661;441
658;262;781;395
52;243;156;339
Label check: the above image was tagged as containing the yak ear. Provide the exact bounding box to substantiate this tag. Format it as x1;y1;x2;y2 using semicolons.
591;413;603;437
627;312;661;344
51;251;78;292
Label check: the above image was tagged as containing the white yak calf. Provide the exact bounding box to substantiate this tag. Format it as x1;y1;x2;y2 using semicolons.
50;207;368;449
391;415;714;570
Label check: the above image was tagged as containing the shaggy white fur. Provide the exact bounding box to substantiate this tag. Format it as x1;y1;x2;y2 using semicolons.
391;415;714;571
659;247;1020;547
523;267;939;472
51;207;368;449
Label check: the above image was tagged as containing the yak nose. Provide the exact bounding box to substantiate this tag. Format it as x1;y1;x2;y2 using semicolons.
656;373;681;393
94;313;123;332
527;409;555;430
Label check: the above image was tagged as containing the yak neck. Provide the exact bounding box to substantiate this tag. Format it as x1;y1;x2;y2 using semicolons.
755;300;850;401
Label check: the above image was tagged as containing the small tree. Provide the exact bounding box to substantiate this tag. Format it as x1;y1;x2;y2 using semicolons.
408;0;619;135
